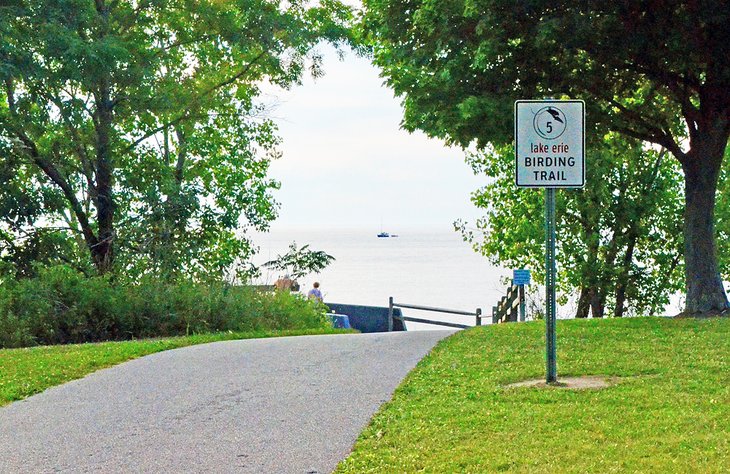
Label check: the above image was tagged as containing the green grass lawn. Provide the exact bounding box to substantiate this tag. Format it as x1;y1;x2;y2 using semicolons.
0;327;351;406
337;317;730;473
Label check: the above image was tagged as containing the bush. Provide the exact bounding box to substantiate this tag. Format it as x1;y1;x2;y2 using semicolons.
0;266;329;348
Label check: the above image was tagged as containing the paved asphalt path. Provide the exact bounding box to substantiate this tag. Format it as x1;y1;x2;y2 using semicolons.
0;331;453;473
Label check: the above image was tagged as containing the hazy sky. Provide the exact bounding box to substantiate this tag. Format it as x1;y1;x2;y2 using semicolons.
260;45;486;232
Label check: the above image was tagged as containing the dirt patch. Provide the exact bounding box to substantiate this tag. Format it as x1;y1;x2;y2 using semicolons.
506;375;616;390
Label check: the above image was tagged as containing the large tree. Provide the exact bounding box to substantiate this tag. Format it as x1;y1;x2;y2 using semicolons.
362;0;730;314
0;0;352;276
458;135;684;318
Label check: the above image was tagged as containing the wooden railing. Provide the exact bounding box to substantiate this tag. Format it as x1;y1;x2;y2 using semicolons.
492;283;526;324
388;297;482;330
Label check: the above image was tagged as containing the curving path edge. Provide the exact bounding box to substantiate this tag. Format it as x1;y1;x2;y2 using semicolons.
0;331;453;473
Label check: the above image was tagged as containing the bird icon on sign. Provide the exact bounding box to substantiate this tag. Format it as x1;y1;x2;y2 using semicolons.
546;107;564;123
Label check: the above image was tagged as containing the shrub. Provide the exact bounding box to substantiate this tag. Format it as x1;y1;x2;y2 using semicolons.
0;266;329;348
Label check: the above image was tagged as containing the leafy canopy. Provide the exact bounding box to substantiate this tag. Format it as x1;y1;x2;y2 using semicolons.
362;0;729;152
0;0;354;279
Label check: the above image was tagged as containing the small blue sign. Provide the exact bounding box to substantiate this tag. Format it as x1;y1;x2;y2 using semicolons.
513;269;531;286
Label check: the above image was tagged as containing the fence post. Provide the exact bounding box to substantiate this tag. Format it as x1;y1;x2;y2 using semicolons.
510;285;519;322
476;308;482;326
388;296;394;332
519;284;526;322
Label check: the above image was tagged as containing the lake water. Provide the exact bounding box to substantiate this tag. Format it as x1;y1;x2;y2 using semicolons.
252;229;513;329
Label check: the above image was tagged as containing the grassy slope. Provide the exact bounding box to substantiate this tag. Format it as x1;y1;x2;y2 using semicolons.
337;318;730;473
0;327;351;406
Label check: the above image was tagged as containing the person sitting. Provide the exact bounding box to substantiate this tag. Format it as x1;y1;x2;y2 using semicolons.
307;282;323;302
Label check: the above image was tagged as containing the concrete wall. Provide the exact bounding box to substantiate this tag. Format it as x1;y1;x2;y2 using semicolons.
324;302;406;333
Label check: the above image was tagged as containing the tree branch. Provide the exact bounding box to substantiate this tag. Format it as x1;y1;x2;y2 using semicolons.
5;79;98;244
42;88;98;196
4;78;15;111
119;0;153;34
174;126;187;184
622;62;703;143
12;129;99;248
122;51;268;154
152;34;216;59
613;125;686;163
625;61;702;93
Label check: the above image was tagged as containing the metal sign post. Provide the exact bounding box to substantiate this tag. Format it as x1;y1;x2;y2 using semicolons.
515;99;585;384
545;188;557;382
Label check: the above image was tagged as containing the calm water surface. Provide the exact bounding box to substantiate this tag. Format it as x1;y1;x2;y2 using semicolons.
253;229;512;329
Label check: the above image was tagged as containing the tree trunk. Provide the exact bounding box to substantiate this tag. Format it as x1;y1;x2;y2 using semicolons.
575;286;591;318
579;209;601;318
614;237;636;318
682;129;729;314
591;226;619;319
92;78;115;274
614;153;663;317
84;0;115;275
589;287;605;318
